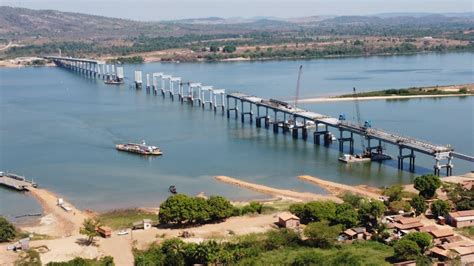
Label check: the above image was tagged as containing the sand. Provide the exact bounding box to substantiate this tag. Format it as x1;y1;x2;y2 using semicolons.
297;175;382;199
25;187;89;237
214;175;342;203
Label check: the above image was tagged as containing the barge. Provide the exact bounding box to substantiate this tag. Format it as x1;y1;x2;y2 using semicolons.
115;141;162;155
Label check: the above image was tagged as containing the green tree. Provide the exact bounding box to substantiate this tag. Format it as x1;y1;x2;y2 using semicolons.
394;239;421;261
264;228;299;250
303;220;342;248
383;185;404;202
358;200;386;228
291;251;324;266
301;201;337;224
134;244;164;266
207;196;234;221
192;197;210;224
161;238;186;265
79;218;99;245
388;200;411;214
333;203;359;228
222;45;236;53
404;232;433;251
430;199;450;218
159;194;194;225
0;216;16;242
209;45;220;52
410;195;427;216
414;174;442;198
342;193;365;208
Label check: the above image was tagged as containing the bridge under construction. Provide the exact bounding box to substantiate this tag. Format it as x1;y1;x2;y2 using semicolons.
46;55;473;176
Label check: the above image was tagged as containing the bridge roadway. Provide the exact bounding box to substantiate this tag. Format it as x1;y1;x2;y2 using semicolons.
226;92;468;176
43;56;120;81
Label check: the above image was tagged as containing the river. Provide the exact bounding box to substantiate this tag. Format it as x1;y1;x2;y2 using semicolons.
0;52;473;221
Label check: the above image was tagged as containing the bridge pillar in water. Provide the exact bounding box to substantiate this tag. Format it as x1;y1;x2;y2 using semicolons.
398;147;416;172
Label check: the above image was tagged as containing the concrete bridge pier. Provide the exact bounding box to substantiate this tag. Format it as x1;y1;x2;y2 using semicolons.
213;90;225;113
314;123;331;145
134;71;143;89
338;130;354;154
226;96;239;119
434;152;453;176
240;101;253;124
146;74;151;94
398;147;416;172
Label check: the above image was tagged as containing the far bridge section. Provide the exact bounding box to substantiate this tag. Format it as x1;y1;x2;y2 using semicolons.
226;93;467;176
43;56;123;81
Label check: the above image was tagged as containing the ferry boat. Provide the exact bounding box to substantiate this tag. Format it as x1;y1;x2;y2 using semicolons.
115;141;163;155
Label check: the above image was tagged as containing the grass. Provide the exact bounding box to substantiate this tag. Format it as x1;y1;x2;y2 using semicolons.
455;226;474;239
16;249;42;266
97;209;158;230
237;241;394;265
262;200;294;212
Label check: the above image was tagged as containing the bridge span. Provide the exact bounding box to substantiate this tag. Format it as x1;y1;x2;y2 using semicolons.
226;92;467;176
43;56;123;81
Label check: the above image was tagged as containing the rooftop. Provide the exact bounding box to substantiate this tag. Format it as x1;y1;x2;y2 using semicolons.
278;212;299;221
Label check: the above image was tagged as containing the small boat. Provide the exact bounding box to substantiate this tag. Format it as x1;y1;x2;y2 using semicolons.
169;185;177;194
115;140;162;155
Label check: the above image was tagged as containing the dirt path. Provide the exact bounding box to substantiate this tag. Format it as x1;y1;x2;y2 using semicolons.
298;175;382;199
215;175;342;203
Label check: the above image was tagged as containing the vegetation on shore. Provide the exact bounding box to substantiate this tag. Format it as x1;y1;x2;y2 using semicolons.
338;85;473;98
46;256;114;266
0;216;17;242
107;56;144;64
98;209;157;230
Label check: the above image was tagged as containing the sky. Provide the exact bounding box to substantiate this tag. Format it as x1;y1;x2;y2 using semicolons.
2;0;473;21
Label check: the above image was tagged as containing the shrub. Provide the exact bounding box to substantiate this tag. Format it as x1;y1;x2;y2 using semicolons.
303;221;342;248
0;216;16;242
414;174;441;198
394;239;421;261
430;200;450;218
410;196;427;216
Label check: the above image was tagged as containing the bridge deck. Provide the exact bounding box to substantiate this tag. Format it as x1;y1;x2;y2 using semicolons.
227;92;454;156
44;56;105;64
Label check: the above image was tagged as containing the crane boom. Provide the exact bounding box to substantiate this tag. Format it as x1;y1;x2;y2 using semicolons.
294;65;303;109
353;87;367;153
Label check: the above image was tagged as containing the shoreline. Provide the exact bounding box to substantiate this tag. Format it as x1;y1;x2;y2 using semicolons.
299;93;474;103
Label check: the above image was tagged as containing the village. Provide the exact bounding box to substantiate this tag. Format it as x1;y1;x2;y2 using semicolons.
0;172;473;265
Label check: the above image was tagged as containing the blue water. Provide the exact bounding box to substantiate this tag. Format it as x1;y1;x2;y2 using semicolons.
0;52;473;221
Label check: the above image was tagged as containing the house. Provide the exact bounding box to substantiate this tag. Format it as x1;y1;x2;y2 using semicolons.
133;219;153;230
96;226;112;238
387;216;423;232
341;227;371;240
430;242;474;264
447;210;474;228
277;212;300;229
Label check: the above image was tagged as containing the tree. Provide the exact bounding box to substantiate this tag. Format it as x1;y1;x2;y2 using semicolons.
209;45;220;52
192;197;210;224
414;174;441;198
265;228;299;250
0;216;16;242
394;239;421;261
333;203;359;228
161;238;186;265
159;194;195;225
207;196;234;221
410;196;427;216
342;193;365;208
79;218;99;245
404;232;433;251
303;220;342;248
222;45;236;53
292;250;324;266
358;200;387;228
388;200;411;214
430;200;450;218
383;185;404;202
299;201;337;224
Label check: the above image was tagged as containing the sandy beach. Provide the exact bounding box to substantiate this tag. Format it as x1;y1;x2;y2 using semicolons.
298;84;474;103
214;175;343;202
297;175;382;199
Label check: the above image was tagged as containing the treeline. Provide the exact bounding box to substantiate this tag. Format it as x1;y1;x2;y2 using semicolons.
158;194;268;226
134;229;394;265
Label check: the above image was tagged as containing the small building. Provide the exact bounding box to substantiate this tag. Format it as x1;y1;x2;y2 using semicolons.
277;212;300;229
388;216;423;232
96;226;112;238
447;210;474;228
133;219;153;230
430;242;474;264
341;227;371;240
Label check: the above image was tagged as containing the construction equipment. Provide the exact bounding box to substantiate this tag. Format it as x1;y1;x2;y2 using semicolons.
294;65;303;109
353;87;370;157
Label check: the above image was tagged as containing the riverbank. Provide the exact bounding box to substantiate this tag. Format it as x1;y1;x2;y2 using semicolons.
299;84;474;103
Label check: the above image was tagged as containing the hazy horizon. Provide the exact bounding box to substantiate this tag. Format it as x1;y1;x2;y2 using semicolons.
2;0;473;21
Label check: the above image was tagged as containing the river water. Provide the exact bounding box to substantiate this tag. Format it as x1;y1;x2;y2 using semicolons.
1;52;473;221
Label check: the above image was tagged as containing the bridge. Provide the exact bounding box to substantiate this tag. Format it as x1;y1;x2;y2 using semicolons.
226;92;468;176
43;56;123;81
